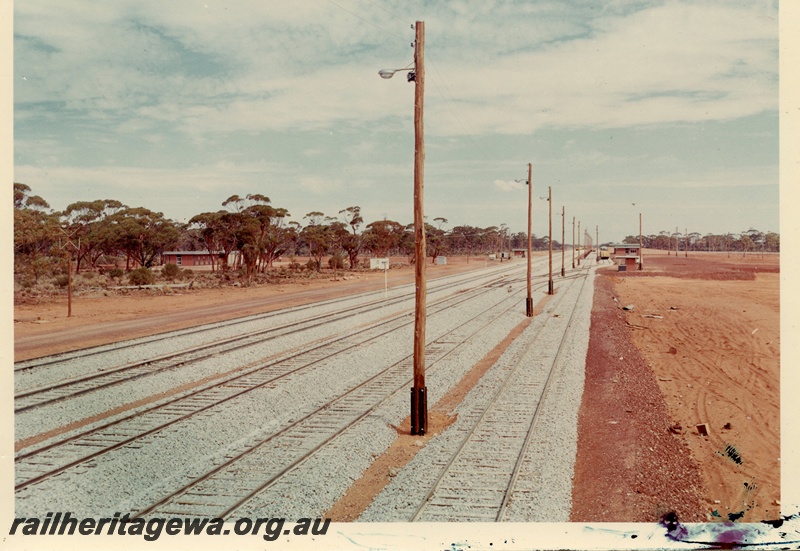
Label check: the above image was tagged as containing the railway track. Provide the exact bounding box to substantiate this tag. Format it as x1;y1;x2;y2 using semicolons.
407;262;592;521
15;260;534;374
14;264;540;414
15;264;536;492
15;260;595;520
351;258;596;522
130;282;534;518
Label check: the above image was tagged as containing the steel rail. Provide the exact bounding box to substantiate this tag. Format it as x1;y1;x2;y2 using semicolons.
15;260;533;371
407;260;594;522
14;266;521;411
133;281;548;519
14;266;530;491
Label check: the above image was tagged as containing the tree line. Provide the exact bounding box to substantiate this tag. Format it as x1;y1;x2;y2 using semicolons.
621;228;779;254
13;183;559;283
16;183;779;285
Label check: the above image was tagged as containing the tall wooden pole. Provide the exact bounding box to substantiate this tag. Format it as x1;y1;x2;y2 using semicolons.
547;186;553;295
561;206;565;277
577;221;581;266
525;162;533;316
596;225;599;261
410;20;427;435
639;213;643;270
572;216;575;269
685;227;688;258
67;250;72;317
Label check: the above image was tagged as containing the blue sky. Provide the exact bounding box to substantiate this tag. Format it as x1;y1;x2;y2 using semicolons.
12;0;780;243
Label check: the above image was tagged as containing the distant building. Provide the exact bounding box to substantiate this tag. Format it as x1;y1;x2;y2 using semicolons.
611;244;640;271
162;250;219;267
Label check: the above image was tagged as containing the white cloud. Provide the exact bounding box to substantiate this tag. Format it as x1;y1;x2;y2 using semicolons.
15;1;777;140
494;179;525;191
12;0;780;241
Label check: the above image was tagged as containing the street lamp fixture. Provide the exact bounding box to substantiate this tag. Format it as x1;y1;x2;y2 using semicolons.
378;64;415;81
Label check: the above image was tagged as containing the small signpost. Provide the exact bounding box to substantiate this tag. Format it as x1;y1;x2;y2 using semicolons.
370;258;390;298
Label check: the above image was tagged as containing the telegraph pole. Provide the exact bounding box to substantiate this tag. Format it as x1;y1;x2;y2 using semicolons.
639;213;643;270
577;221;581;266
685;227;688;258
526;162;533;316
572;216;575;269
410;20;427;436
561;206;565;277
548;186;553;295
596;225;599;261
59;228;78;318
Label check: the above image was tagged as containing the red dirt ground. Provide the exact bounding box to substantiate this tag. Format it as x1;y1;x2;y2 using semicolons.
571;251;780;523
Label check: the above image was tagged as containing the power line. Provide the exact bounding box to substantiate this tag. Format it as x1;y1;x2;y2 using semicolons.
426;56;478;137
326;0;408;42
362;0;413;26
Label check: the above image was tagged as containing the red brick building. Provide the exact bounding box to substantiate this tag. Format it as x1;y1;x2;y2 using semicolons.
162;251;218;267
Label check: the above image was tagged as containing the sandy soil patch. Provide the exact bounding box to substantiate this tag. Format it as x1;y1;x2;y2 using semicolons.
14;256;507;361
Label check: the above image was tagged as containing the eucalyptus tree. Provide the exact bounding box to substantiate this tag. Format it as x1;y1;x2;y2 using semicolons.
425;223;447;264
13;183;61;281
300;212;331;271
61;199;125;272
188;211;231;272
103;207;180;269
362;219;405;259
338;206;363;269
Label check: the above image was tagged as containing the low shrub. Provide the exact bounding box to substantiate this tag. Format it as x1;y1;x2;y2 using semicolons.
162;263;181;281
128;267;155;286
328;254;345;270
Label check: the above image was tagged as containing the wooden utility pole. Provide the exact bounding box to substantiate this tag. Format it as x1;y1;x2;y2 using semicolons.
59;228;78;317
596;225;599;261
561;206;565;277
526;162;533;316
66;249;73;317
547;186;553;295
577;221;581;266
685;227;688;258
639;213;643;270
410;20;427;436
572;216;575;269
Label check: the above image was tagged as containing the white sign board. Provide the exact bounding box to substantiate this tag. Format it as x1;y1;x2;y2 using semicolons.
370;258;389;270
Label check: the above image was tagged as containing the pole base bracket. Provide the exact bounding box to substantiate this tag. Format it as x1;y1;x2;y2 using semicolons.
525;298;534;317
410;386;428;435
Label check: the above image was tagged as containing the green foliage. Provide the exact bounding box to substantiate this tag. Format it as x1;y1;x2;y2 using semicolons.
162;263;181;281
108;268;124;280
362;219;405;258
328;253;345;269
128;267;155;286
54;275;69;288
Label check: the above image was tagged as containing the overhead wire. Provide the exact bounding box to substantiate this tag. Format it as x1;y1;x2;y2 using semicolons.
326;0;408;42
362;0;413;27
